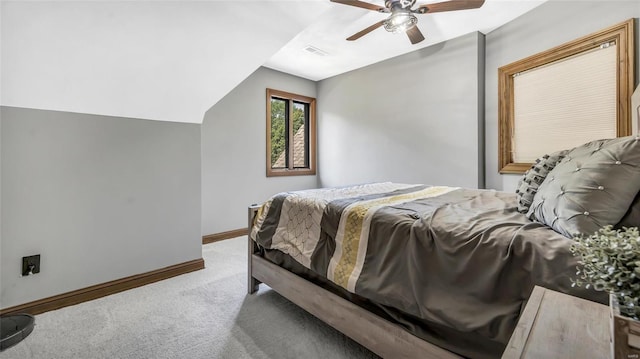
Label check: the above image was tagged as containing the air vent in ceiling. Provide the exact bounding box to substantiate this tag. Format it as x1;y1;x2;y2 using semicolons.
303;45;329;56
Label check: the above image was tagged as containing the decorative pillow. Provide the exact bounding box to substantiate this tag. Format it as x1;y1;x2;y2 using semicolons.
515;150;569;213
527;136;640;238
616;190;640;229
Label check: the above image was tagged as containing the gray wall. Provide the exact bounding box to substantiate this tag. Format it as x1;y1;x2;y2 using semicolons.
0;109;2;296
485;0;640;191
201;67;318;236
317;32;485;189
1;107;201;308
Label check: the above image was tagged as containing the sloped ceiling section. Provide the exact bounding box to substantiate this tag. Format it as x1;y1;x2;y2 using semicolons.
0;1;332;124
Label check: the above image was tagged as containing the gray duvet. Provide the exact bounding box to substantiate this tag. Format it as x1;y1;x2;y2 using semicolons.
251;183;605;358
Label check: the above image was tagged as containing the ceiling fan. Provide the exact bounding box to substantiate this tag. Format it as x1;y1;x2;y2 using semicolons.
330;0;485;45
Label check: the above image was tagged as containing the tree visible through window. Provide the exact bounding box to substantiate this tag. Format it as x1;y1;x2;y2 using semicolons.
266;89;316;177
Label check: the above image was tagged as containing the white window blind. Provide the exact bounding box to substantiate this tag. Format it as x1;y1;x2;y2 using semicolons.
512;43;617;163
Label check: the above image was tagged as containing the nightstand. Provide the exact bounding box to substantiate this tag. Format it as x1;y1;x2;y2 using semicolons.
502;286;610;358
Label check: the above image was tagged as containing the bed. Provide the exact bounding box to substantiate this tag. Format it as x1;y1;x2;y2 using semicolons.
247;136;640;358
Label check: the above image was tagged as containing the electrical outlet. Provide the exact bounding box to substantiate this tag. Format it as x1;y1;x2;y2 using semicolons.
22;255;40;276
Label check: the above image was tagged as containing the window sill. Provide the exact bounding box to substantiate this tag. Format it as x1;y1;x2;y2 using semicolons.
266;169;316;177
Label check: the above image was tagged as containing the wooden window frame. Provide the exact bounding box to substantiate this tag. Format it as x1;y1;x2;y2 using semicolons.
498;19;635;174
266;88;317;177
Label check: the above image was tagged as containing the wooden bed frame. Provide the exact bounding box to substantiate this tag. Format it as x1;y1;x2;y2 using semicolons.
247;205;461;359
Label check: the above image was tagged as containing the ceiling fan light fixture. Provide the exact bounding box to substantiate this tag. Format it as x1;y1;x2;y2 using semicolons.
383;11;417;33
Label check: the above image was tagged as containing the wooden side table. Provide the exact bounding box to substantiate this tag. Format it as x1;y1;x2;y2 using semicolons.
502;286;610;359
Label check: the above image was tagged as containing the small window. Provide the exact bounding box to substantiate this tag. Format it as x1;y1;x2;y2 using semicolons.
266;88;316;177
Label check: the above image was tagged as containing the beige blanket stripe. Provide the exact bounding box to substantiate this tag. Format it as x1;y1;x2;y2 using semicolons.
332;186;455;289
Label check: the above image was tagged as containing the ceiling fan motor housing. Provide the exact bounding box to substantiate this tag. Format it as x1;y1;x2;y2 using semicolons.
385;0;417;11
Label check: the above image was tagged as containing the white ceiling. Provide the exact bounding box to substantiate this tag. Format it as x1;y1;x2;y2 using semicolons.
265;0;547;81
0;0;332;124
1;0;546;124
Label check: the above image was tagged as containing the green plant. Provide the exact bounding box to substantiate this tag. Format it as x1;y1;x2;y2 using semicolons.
571;226;640;319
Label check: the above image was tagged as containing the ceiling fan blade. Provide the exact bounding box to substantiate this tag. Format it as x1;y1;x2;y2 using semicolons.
347;20;385;41
416;0;485;14
406;26;425;44
330;0;386;12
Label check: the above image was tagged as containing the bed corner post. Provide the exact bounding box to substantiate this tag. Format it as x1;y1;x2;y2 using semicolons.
248;204;261;294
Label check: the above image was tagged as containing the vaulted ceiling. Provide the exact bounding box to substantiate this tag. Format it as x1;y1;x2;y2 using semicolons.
1;0;545;124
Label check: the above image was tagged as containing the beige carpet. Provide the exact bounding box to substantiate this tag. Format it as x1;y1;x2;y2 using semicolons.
2;237;378;359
